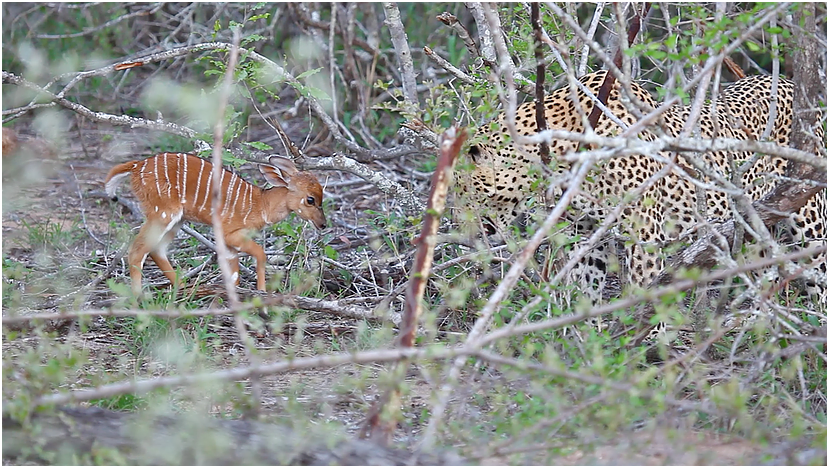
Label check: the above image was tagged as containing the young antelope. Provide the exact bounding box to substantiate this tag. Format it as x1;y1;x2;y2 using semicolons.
105;152;326;295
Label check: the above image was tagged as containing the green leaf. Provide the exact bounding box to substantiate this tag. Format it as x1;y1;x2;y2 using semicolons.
222;151;248;167
307;86;331;101
766;26;783;34
244;141;273;151
745;41;761;52
241;33;265;46
249;13;270;21
324;245;339;260
295;67;322;81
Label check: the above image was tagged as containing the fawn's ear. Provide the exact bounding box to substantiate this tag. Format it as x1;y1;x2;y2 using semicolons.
269;156;298;175
260;156;298;188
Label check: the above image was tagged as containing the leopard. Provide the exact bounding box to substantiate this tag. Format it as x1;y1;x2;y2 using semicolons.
457;70;827;321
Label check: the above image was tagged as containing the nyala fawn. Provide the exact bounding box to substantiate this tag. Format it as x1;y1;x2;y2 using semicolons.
106;152;326;295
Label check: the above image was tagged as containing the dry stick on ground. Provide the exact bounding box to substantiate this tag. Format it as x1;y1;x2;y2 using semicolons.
623;3;827;345
383;2;419;114
360;127;467;445
208;30;263;418
531;3;550;165
1;293;400;327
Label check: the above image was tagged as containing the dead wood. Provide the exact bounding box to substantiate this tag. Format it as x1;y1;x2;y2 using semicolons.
2;406;464;465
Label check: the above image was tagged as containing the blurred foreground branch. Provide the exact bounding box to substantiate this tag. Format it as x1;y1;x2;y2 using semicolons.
2;406;463;465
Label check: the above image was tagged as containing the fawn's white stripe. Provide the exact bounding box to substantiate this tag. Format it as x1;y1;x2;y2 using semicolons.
199;166;212;213
219;169;226;205
222;173;238;217
243;183;253;224
239;183;249;215
195;158;205;212
163;153;171;197
230;176;243;218
154;155;161;197
140;159;149;185
181;153;188;203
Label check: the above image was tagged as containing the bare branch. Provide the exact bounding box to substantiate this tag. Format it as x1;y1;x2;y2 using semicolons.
436;11;480;60
1;71;211;153
419;153;597;452
35;3;162;39
578;3;606;76
465;2;497;65
383;2;420;113
210;32;243;307
401;127;466;347
468;2;535;96
424;46;481;86
307;153;425;213
362;126;467;444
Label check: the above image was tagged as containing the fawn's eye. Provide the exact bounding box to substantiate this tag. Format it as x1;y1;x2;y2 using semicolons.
306;196;315;206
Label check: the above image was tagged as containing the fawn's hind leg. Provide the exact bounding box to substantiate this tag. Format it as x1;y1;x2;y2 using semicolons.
128;215;183;295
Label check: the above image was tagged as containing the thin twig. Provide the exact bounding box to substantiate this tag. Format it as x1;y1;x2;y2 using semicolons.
207;29;263;418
